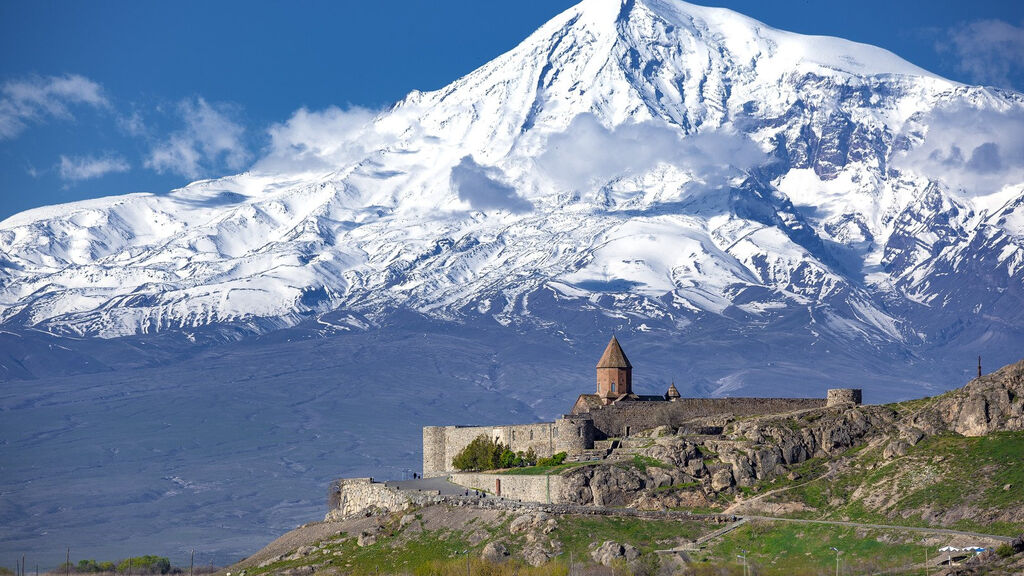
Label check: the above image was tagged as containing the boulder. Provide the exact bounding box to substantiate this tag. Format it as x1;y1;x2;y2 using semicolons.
711;468;734;492
883;440;909;459
481;542;509;563
591;541;640;566
521;544;549;567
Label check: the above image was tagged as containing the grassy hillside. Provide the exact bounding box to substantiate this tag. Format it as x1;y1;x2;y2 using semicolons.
748;431;1024;537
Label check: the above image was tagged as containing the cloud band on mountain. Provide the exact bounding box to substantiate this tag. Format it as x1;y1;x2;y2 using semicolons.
536;114;766;193
450;156;532;214
894;103;1024;194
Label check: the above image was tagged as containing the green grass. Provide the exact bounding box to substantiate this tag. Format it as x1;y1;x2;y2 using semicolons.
242;526;475;576
695;520;933;576
498;461;592;475
550;515;708;559
625;454;670;472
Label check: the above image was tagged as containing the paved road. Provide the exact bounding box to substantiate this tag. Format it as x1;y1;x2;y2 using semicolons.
383;476;473;495
743;515;1015;543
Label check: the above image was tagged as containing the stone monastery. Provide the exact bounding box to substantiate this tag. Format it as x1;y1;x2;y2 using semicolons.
423;336;861;477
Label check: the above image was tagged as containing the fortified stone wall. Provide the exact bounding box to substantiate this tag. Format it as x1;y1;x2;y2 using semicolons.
450;472;567;504
422;422;560;478
584;397;826;438
556;414;594;454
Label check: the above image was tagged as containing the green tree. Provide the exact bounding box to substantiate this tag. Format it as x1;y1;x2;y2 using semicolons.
452;435;506;471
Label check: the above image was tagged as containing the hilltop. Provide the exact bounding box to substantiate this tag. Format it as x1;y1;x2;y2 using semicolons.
224;358;1024;575
4;0;1024;566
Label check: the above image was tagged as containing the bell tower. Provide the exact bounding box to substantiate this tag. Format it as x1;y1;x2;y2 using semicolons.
596;336;632;400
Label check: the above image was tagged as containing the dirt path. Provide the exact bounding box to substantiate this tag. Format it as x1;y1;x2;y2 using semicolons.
723;462;837;514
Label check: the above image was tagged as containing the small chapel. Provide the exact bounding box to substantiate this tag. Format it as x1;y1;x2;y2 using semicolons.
570;336;682;413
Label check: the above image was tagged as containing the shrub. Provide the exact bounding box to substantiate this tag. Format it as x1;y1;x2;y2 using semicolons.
116;556;171;575
537;452;567;467
75;560;116;573
996;543;1014;558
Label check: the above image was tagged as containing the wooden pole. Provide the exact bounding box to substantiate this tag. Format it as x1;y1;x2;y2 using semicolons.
66;548;70;576
189;550;194;576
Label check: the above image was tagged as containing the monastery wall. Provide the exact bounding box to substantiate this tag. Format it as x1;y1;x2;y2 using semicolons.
585;397;826;438
422;422;560;478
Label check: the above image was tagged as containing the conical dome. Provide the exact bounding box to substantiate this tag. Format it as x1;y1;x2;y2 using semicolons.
596;336;632;369
666;382;680;400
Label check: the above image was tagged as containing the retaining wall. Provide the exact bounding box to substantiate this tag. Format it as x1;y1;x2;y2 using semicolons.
449;472;566;504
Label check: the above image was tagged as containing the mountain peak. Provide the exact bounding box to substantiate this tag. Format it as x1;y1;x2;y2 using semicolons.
0;0;1020;396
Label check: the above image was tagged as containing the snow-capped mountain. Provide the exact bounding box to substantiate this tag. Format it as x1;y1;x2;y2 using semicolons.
2;0;1022;369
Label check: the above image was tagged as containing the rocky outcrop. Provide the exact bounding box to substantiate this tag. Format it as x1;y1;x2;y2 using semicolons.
915;359;1024;436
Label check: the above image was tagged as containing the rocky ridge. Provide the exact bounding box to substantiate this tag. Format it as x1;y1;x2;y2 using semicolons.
555;358;1024;520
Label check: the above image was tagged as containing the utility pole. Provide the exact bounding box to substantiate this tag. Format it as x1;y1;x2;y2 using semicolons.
978;356;982;378
190;549;194;576
65;548;70;576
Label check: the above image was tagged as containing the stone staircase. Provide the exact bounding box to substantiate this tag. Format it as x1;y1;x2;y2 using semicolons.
566;439;618;462
655;517;748;554
606;438;653;460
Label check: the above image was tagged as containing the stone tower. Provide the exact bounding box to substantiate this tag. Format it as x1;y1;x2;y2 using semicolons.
596;336;632;400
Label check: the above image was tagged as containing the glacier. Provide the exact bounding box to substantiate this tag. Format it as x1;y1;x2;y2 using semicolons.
1;0;1023;567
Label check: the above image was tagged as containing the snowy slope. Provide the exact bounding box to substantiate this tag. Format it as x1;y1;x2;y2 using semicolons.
1;0;1022;363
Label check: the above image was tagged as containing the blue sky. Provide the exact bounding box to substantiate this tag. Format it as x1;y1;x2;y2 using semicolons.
1;0;1022;220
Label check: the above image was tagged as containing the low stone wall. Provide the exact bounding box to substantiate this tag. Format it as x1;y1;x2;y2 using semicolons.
325;474;740;523
450;472;566;504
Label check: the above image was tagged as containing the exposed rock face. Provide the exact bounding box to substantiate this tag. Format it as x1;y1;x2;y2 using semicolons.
711;468;735;491
545;358;1024;512
917;359;1024;436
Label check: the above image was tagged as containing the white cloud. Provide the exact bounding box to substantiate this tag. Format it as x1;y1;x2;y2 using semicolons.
0;74;108;140
145;97;250;179
254;106;382;173
937;19;1024;89
117;110;147;137
893;103;1024;194
536;114;766;191
450;156;532;213
57;153;130;182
